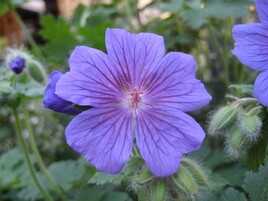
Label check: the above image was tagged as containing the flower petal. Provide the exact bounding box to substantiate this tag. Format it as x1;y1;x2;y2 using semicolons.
56;46;123;106
254;70;268;106
43;71;80;114
143;52;211;111
66;106;133;174
232;23;268;71
256;0;268;26
136;107;205;177
105;28;165;87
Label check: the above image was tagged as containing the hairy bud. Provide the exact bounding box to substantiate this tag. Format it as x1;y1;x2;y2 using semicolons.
172;165;197;196
208;106;238;135
132;166;155;188
151;179;167;201
226;127;246;159
180;157;209;187
27;61;45;83
241;116;262;142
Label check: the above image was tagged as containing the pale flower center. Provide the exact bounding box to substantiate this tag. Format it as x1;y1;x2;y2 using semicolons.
128;87;143;109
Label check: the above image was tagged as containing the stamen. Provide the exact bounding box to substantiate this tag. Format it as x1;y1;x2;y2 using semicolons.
128;87;143;109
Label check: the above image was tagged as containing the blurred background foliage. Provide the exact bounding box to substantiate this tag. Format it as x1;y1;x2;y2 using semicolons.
1;0;268;201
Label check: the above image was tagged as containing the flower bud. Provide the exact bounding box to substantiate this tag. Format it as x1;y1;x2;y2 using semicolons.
27;61;45;83
132;166;155;188
180;157;209;187
226;127;246;159
9;56;25;74
241;116;262;141
171;165;197;196
151;180;167;201
208;106;238;134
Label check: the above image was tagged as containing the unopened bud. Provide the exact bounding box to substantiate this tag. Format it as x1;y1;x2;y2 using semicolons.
180;157;209;187
9;56;25;74
208;106;238;134
172;165;197;196
27;61;45;83
151;180;167;201
132;166;155;188
241;116;262;141
227;127;246;159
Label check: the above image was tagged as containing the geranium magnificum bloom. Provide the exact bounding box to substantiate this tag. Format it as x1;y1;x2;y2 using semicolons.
232;0;268;106
43;71;80;114
55;28;211;177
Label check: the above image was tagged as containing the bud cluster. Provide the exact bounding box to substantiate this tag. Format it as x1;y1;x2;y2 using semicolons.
208;96;263;159
5;48;45;83
130;157;210;201
0;48;46;108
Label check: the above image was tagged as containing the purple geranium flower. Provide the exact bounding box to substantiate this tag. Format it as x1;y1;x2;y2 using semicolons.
55;28;211;176
232;0;268;106
43;71;80;114
9;56;25;74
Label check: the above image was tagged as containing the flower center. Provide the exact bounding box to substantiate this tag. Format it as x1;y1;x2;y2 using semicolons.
128;87;143;108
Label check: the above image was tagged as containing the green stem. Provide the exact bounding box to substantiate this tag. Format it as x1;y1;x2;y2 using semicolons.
207;22;229;84
12;108;53;201
11;8;43;57
124;0;135;31
22;102;69;201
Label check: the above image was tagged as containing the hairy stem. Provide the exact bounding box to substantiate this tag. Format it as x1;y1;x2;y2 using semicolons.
12;108;53;201
22;102;69;201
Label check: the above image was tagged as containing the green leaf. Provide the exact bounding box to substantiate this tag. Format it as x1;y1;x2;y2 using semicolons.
88;172;126;185
71;186;105;201
208;173;229;192
16;81;44;100
0;82;12;93
103;191;131;201
0;148;31;188
243;161;268;201
71;3;91;27
221;187;247;201
204;0;252;19
77;22;114;51
246;132;267;171
89;156;143;185
181;9;207;28
48;160;89;191
228;84;254;95
0;0;29;17
39;15;78;62
151;0;183;13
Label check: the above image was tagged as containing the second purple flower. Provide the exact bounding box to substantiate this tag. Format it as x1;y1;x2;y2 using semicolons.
55;28;212;177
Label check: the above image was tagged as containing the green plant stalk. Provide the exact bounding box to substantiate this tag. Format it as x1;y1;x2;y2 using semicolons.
207;22;229;84
124;0;135;31
11;8;43;57
12;108;53;201
22;102;69;201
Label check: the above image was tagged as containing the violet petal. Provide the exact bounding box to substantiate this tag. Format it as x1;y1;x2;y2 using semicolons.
232;23;268;71
56;46;123;107
43;71;80;114
105;28;165;88
65;106;133;174
143;52;211;111
135;107;205;177
256;0;268;26
254;70;268;106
